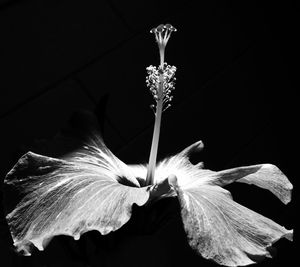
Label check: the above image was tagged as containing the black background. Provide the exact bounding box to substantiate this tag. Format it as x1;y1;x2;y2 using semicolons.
0;1;297;266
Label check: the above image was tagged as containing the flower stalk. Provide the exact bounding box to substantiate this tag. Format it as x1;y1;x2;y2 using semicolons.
145;24;177;185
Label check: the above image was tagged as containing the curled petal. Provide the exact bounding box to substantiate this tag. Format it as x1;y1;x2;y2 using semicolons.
154;142;213;187
210;164;293;204
171;180;293;266
177;140;204;159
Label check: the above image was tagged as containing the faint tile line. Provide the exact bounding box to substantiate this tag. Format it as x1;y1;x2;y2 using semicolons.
72;75;127;144
0;0;23;11
0;31;144;120
105;0;133;32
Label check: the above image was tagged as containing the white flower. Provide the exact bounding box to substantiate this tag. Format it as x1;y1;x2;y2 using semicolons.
3;23;293;267
4;113;293;267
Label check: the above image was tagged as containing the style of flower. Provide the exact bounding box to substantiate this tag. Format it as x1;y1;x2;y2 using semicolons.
150;23;177;68
3;24;293;267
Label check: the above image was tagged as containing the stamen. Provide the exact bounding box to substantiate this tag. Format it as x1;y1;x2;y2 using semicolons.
146;63;176;111
150;104;156;114
163;103;171;112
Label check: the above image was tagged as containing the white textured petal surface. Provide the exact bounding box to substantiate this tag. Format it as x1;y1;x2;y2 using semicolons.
173;183;293;266
154;151;215;188
210;164;293;204
4;136;149;255
155;142;293;266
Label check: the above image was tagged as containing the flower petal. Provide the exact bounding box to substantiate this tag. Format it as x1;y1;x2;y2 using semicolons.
171;179;293;266
4;145;149;255
211;164;293;204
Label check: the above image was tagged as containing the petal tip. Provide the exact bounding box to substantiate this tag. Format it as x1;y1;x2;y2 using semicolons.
179;140;204;158
284;229;293;241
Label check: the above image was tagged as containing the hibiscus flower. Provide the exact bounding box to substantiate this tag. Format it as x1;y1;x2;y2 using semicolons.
4;24;293;267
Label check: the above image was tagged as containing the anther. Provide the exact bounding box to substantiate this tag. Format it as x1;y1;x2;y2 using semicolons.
163;104;171;112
